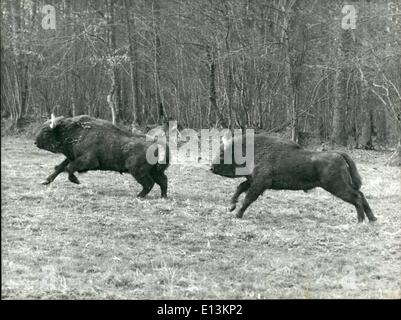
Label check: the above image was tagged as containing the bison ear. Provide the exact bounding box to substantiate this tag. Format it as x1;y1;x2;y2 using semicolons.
49;113;63;129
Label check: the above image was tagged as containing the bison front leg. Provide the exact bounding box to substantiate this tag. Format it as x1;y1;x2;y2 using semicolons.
235;175;270;219
323;185;366;222
41;158;70;185
65;154;99;184
229;179;251;212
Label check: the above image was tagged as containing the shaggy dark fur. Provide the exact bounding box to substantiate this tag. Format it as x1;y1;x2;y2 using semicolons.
35;115;169;198
211;133;377;222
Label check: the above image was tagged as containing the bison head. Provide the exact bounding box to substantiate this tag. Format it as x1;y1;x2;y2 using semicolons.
210;134;237;177
211;132;254;178
35;114;64;153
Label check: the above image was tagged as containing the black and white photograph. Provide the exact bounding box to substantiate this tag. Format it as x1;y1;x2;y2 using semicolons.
1;0;400;301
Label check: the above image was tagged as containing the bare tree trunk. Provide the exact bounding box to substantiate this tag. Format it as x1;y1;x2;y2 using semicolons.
332;29;353;146
206;47;226;126
72;29;79;116
124;0;141;124
108;0;122;123
152;0;163;123
206;47;218;127
282;1;306;143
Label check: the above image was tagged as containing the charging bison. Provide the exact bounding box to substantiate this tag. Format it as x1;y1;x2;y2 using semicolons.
211;133;377;223
35;114;169;198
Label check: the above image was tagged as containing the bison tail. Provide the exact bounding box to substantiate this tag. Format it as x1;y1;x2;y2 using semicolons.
339;152;362;190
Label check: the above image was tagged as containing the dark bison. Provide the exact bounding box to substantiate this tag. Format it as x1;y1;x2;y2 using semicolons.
211;133;377;222
35;114;169;198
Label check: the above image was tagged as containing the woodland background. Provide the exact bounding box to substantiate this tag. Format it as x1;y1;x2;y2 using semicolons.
1;0;401;160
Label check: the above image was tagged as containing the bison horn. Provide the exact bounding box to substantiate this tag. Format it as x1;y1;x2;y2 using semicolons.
49;113;62;129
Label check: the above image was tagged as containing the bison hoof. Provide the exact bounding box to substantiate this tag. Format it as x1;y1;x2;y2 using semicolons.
369;216;377;222
229;204;236;212
68;176;80;184
41;180;51;185
235;212;244;219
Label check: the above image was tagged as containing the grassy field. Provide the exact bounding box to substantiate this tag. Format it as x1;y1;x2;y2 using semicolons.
1;137;401;299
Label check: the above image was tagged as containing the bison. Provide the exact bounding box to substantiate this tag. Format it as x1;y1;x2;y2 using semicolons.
35;114;169;198
211;133;377;222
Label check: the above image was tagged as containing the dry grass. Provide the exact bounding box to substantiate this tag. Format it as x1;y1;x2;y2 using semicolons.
1;137;401;299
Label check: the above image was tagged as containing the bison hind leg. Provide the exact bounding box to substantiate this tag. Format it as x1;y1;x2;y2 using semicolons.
150;169;168;198
230;179;251;212
132;173;155;198
323;185;366;222
359;191;377;222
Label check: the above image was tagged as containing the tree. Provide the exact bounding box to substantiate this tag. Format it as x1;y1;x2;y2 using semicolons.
332;19;354;145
